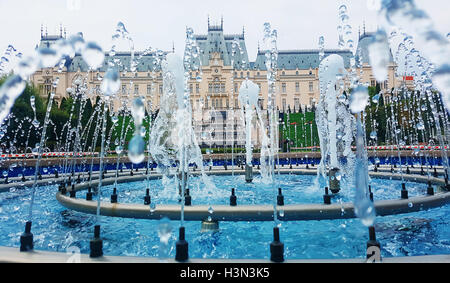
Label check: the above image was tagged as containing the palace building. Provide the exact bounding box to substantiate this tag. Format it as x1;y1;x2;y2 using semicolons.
30;20;402;148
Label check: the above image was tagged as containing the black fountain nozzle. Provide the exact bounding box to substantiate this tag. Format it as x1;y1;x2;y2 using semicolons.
21;174;26;182
175;226;189;262
427;181;434;196
130;169;134;176
305;163;309;169
71;170;75;177
54;169;59;179
89;225;103;258
69;184;76;198
270;227;284;263
366;226;381;262
111;187;118;203
390;166;394;173
369;185;374;202
86;187;93;201
277;188;284;206
374;165;378;172
184;189;192;206
420;166;425;176
144;188;151;205
77;174;81;184
230;188;237;206
135;167;138;172
224;163;228;170
433;168;438;178
401;183;408;199
406;166;411;174
20;221;34;252
323;187;331;205
61;183;67;195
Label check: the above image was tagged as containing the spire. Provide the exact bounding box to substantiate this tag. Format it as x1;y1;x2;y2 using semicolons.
242;26;245;38
41;24;43;38
64;27;67;38
60;23;63;37
221;15;223;29
208;15;210;30
358;25;361;39
172;41;175;53
363;20;366;35
257;41;260;53
45;26;48;37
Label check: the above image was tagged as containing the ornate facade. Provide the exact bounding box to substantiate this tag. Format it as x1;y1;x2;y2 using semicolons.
30;21;403;148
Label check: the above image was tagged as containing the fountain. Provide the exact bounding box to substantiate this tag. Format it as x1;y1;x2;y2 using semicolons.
0;3;449;263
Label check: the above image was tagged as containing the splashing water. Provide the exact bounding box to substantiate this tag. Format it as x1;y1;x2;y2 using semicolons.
100;68;120;98
368;30;391;82
349;85;369;114
82;42;105;70
128;97;146;164
316;54;355;184
238;79;260;166
0;75;26;124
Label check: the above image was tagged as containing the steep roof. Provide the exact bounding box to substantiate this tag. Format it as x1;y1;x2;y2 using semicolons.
253;49;354;70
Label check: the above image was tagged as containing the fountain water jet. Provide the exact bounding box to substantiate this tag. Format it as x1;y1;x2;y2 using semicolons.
316;54;355;194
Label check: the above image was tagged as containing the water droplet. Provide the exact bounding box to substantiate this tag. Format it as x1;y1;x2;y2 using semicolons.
101;68;120;97
15;56;38;79
416;122;425;130
32;119;40;128
37;48;60;68
82;42;104;70
0;75;26;123
208;206;214;214
128;135;145;164
157;217;172;243
349;85;369;113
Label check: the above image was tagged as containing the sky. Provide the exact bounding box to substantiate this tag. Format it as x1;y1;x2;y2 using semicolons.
0;0;449;62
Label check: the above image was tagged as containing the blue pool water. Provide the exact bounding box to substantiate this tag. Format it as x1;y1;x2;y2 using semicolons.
0;174;449;260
